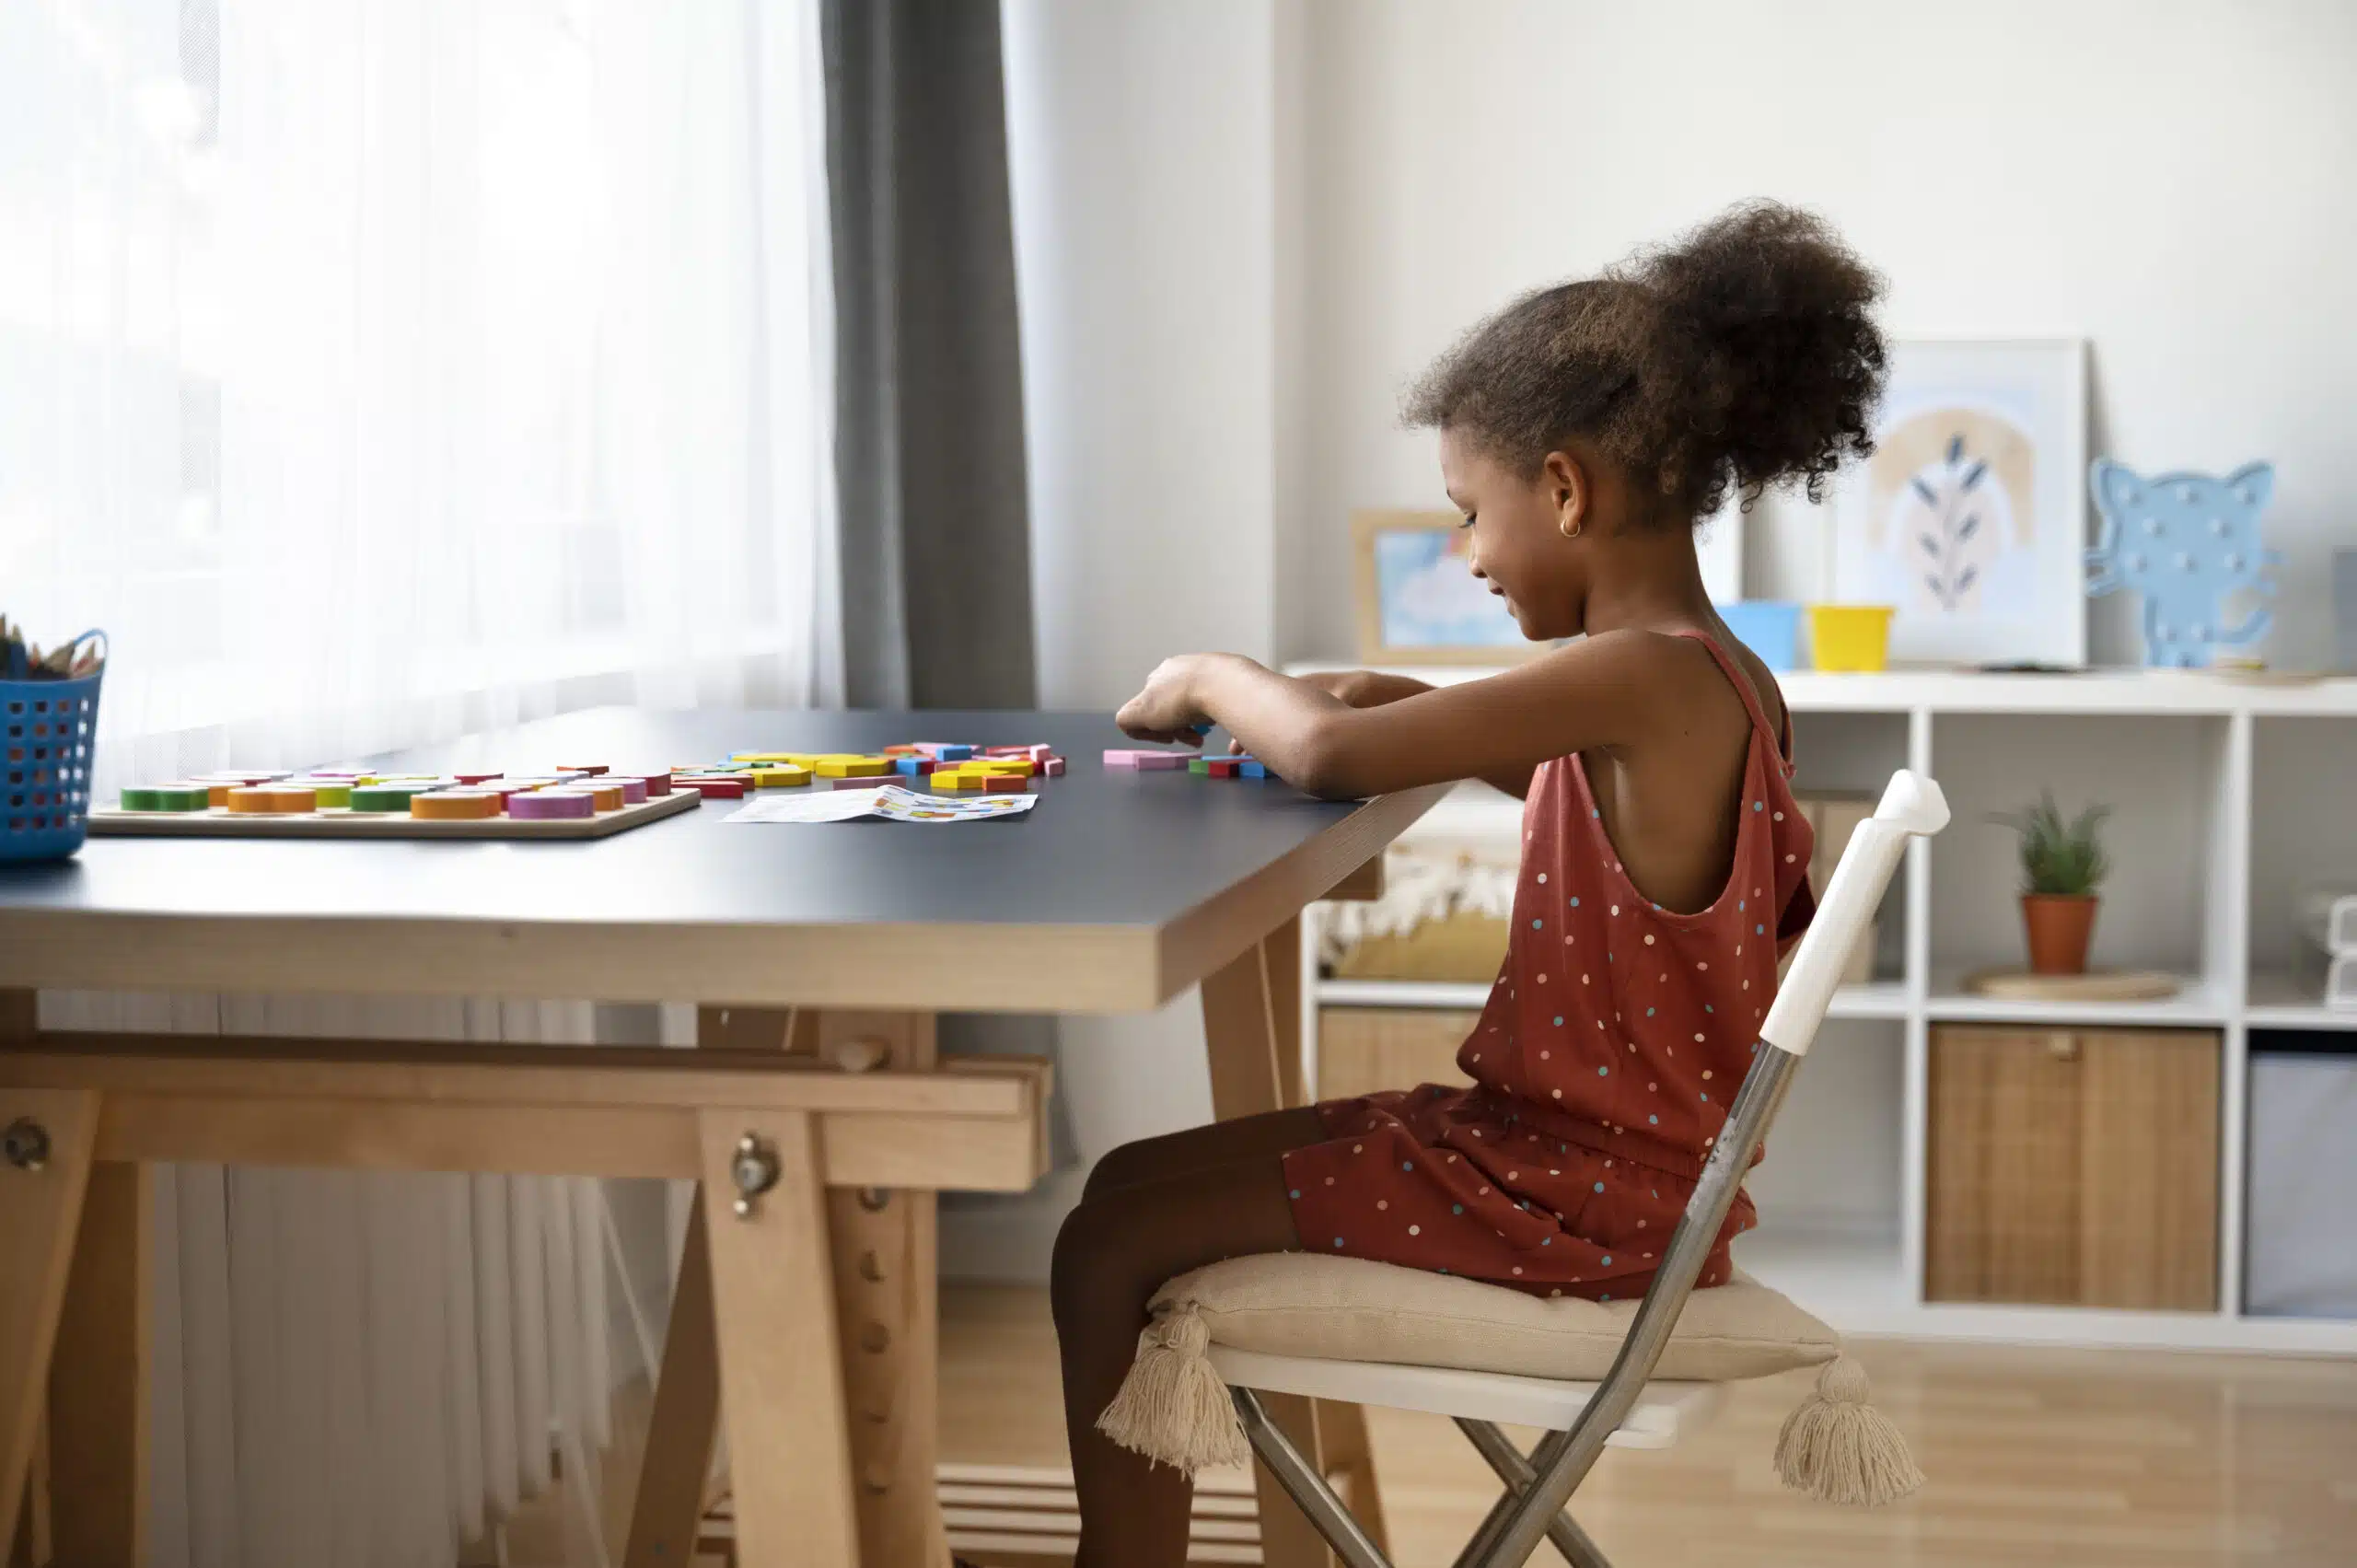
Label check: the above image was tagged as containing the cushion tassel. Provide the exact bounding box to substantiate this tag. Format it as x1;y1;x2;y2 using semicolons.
1095;1304;1250;1475
1774;1353;1923;1505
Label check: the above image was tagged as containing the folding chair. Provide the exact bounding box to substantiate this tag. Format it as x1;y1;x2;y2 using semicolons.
1217;768;1948;1568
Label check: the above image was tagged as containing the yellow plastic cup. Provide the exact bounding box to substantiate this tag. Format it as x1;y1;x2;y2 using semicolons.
1806;605;1895;672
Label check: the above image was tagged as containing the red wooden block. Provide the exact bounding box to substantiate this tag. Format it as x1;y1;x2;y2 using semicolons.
677;776;747;799
981;772;1029;794
1206;757;1242;778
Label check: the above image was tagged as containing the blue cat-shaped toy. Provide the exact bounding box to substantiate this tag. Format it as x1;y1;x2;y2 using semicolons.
2086;459;2282;668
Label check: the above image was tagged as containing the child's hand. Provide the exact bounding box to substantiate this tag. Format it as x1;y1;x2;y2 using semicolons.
1116;656;1215;745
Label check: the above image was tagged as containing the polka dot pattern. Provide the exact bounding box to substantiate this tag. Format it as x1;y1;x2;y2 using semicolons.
1278;631;1809;1301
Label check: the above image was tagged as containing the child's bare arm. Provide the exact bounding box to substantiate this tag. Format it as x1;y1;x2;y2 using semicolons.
1116;633;1668;799
1283;672;1538;798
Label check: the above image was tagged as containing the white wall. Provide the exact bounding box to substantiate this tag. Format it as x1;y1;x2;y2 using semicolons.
1006;0;1283;703
1290;0;2357;670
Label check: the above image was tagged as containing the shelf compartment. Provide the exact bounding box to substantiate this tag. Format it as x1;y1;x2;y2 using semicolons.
2245;970;2357;1031
2247;715;2357;986
1928;712;2235;992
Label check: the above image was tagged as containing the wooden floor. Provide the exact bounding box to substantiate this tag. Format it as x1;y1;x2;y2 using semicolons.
940;1283;2357;1568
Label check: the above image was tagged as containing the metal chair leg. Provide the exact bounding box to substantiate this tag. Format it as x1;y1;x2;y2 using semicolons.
1231;1388;1394;1568
1454;1420;1613;1568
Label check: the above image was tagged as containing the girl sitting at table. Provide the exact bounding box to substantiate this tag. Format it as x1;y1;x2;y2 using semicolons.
1045;201;1887;1568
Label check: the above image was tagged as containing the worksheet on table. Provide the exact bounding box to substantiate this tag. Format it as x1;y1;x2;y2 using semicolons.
724;784;1040;825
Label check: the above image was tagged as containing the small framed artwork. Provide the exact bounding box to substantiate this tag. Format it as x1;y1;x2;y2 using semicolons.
1353;510;1538;665
1831;339;2088;667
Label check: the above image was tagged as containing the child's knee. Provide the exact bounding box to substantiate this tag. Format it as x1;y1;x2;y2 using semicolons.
1052;1186;1189;1324
1081;1137;1151;1203
1051;1196;1132;1322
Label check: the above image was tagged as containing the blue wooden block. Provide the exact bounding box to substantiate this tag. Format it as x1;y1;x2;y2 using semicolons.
2087;459;2282;668
937;744;973;761
1240;761;1269;778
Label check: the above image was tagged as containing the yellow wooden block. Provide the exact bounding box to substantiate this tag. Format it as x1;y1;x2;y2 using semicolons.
749;765;813;788
815;757;890;778
932;771;986;791
963;759;1035;776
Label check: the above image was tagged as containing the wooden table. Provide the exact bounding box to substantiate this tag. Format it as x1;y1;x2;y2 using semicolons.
0;708;1443;1568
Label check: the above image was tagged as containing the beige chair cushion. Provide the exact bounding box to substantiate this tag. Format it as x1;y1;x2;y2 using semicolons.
1149;1253;1838;1384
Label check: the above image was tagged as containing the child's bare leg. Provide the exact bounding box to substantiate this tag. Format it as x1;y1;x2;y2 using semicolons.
1052;1154;1305;1568
1083;1106;1326;1201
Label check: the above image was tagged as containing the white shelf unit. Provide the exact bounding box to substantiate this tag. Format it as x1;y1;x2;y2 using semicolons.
1293;665;2357;1353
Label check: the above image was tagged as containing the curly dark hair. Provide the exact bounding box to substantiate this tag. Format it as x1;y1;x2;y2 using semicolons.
1402;202;1887;522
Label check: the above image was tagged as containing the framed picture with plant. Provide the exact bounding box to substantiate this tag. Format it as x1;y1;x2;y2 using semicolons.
1830;340;2087;668
1994;791;2110;974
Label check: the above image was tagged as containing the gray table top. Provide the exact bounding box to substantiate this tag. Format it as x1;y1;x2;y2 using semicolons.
0;708;1442;1012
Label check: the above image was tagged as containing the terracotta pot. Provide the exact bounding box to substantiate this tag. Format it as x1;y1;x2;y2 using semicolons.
2021;893;2098;975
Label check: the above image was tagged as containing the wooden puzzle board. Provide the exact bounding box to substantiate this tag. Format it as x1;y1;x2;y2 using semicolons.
87;787;701;841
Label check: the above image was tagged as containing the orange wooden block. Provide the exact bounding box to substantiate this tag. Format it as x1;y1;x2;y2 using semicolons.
411;790;503;820
226;786;316;814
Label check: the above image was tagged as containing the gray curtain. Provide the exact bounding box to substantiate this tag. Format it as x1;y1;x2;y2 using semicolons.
823;0;1036;710
822;0;1069;1179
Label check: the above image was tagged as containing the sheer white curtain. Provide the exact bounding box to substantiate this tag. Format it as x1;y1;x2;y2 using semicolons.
1;0;841;781
3;3;836;1565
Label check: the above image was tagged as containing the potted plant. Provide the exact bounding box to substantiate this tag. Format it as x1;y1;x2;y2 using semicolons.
1995;792;2110;975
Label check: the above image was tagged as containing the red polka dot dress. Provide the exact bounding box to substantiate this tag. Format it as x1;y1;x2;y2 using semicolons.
1284;633;1815;1301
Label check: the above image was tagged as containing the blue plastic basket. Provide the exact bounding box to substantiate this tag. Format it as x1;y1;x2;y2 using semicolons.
2;631;106;865
1714;600;1803;672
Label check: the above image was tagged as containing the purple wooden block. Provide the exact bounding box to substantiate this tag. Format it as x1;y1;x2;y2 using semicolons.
509;789;595;819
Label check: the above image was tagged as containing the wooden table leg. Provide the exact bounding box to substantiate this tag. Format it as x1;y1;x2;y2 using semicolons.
0;985;100;1561
632;1006;947;1568
622;1193;721;1568
1201;920;1390;1566
46;1159;147;1568
627;1006;814;1567
812;1012;946;1568
698;1110;860;1568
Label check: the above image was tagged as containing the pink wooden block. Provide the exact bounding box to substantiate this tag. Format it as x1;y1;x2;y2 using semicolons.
1043;757;1066;777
